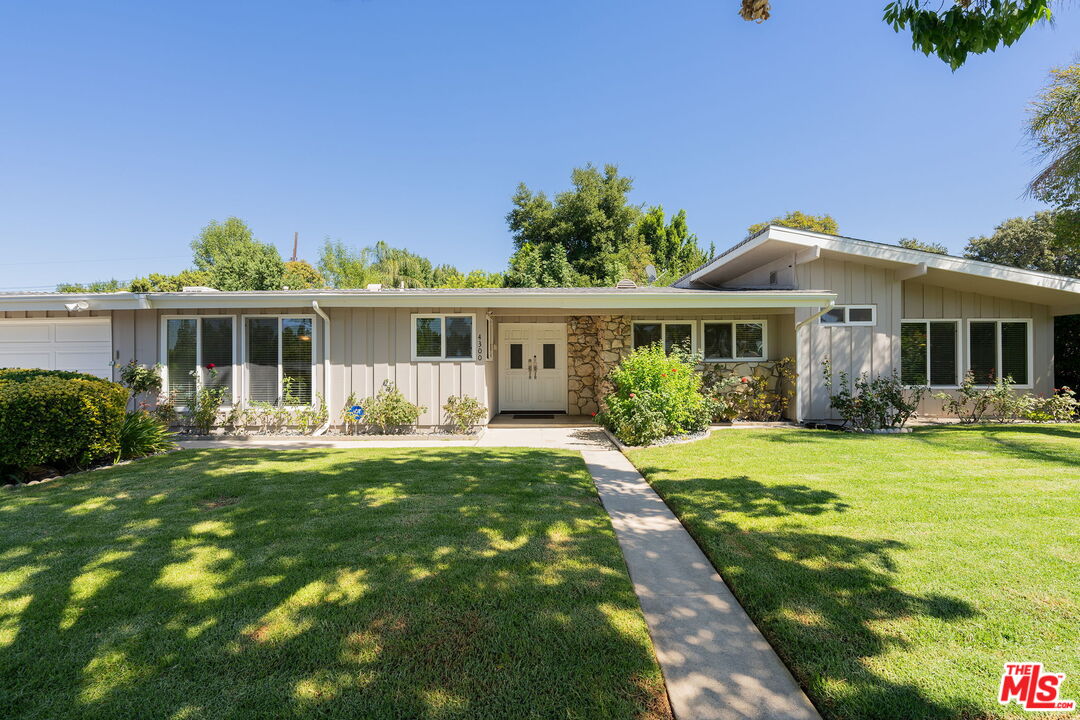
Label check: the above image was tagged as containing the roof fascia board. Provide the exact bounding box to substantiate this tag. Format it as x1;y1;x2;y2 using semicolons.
794;246;820;265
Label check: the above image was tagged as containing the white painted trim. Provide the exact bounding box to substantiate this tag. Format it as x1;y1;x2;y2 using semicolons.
700;319;769;362
410;313;478;362
240;314;318;406
159;315;239;409
899;318;962;388
819;305;877;327
0;316;112;323
964;318;1034;389
895;262;928;282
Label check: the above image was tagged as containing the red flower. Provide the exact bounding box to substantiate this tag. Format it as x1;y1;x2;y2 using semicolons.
629;393;636;398
590;412;597;417
206;363;216;369
740;376;751;383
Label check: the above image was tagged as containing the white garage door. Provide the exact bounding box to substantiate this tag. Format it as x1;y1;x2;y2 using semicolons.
0;318;113;379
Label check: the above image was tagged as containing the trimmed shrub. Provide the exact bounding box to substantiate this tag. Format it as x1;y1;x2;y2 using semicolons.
118;411;177;459
360;380;426;434
596;344;710;446
0;369;128;472
823;359;926;431
443;395;487;434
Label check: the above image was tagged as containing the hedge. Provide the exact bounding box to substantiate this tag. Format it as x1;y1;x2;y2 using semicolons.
0;368;128;470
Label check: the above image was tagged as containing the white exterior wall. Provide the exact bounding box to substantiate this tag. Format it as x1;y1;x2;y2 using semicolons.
795;258;902;421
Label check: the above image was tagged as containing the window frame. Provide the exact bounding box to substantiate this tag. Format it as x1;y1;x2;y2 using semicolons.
630;320;698;354
819;305;877;327
159;314;239;409
964;318;1033;389
240;314;318;407
701;319;769;362
899;318;961;389
410;313;477;362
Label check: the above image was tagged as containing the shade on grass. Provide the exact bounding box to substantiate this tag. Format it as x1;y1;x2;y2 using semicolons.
628;425;1080;720
0;448;670;720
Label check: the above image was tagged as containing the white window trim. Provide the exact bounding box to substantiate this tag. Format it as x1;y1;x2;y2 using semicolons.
701;319;769;362
411;313;477;362
899;318;961;389
965;318;1034;389
630;320;698;354
820;305;877;327
240;314;318;406
159;315;239;409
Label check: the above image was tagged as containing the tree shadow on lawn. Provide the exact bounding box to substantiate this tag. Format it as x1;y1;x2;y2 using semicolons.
632;468;983;720
0;448;671;720
909;424;1080;468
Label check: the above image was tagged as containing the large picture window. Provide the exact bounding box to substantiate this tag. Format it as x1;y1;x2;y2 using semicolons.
412;314;474;361
245;316;314;405
632;321;694;354
703;321;766;361
900;320;958;386
968;319;1030;386
163;316;234;406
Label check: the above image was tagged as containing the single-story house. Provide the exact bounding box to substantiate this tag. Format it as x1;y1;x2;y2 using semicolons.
2;225;1079;425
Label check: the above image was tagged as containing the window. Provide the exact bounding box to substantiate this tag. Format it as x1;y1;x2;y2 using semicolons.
901;320;958;386
245;316;314;405
631;321;694;353
968;319;1030;386
412;314;475;361
163;316;234;406
820;305;876;326
703;321;766;361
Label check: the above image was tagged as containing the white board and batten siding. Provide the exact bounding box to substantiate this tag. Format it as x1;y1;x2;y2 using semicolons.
326;307;491;427
902;281;1053;416
795;258;902;421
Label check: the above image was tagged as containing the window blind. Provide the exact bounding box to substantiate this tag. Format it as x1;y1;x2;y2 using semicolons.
929;321;957;386
166;318;197;405
415;318;442;358
633;323;661;349
735;323;764;359
247;317;279;404
969;321;997;384
201;317;233;396
444;316;472;359
704;323;733;360
1000;322;1028;385
282;318;313;404
900;323;928;385
664;324;692;354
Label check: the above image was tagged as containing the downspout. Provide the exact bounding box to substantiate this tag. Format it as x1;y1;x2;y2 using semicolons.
793;300;836;425
311;300;331;436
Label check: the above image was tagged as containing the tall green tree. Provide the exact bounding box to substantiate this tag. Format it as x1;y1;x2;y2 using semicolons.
637;206;713;282
964;212;1080;276
740;0;1053;70
1027;62;1080;247
747;211;839;238
56;279;126;293
282;260;325;289
128;270;213;292
191;218;285;291
318;240;379;288
898;238;949;254
505;242;578;288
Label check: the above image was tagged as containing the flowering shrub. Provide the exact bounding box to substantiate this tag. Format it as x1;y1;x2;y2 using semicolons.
823;358;926;431
360;380;426;434
701;358;796;421
1023;386;1078;421
936;374;1079;423
115;360;163;408
442;395;487;434
595;344;709;446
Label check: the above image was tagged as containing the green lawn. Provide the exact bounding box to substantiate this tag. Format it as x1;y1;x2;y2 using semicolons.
627;425;1080;720
0;448;670;720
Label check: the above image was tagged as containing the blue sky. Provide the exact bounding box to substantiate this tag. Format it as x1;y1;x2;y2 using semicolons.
0;1;1076;290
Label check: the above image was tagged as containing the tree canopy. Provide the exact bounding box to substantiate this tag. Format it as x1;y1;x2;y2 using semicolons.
963;211;1079;276
747;211;839;238
898;238;949;254
282;260;325;290
1026;62;1080;247
191;217;286;291
740;0;1054;71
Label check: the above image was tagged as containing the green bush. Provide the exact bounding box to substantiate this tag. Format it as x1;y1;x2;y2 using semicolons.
118;411;177;459
701;358;797;422
596;344;710;446
824;359;926;431
0;369;128;473
442;395;487;434
360;380;426;434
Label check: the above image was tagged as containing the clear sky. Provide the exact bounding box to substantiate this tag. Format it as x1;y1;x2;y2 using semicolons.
1;1;1077;291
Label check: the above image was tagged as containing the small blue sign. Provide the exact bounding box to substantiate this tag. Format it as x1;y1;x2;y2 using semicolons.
348;405;364;421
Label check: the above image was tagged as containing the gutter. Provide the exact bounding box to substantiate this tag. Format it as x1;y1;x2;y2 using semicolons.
311;301;332;436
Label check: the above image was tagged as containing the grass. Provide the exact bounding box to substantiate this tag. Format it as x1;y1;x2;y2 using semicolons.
0;448;670;720
627;425;1080;720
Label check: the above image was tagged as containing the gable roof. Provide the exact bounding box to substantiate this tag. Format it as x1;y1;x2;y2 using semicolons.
678;225;1080;314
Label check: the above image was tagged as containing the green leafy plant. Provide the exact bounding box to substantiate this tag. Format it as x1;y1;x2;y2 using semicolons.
1023;386;1079;422
442;395;487;434
360;380;425;434
340;391;362;434
186;365;226;435
823;358;927;431
153;391;179;426
0;369;128;476
115;360;163;408
117;411;177;460
933;372;995;423
702;358;797;422
595;343;710;446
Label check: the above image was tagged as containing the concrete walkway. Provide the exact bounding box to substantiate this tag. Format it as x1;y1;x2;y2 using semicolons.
583;450;820;720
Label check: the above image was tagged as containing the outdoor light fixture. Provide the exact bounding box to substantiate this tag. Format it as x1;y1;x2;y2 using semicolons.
64;301;90;312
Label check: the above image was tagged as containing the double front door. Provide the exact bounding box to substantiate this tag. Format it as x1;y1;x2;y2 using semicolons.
498;323;567;412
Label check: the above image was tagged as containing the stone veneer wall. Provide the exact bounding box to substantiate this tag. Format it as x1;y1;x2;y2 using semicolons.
566;315;630;416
